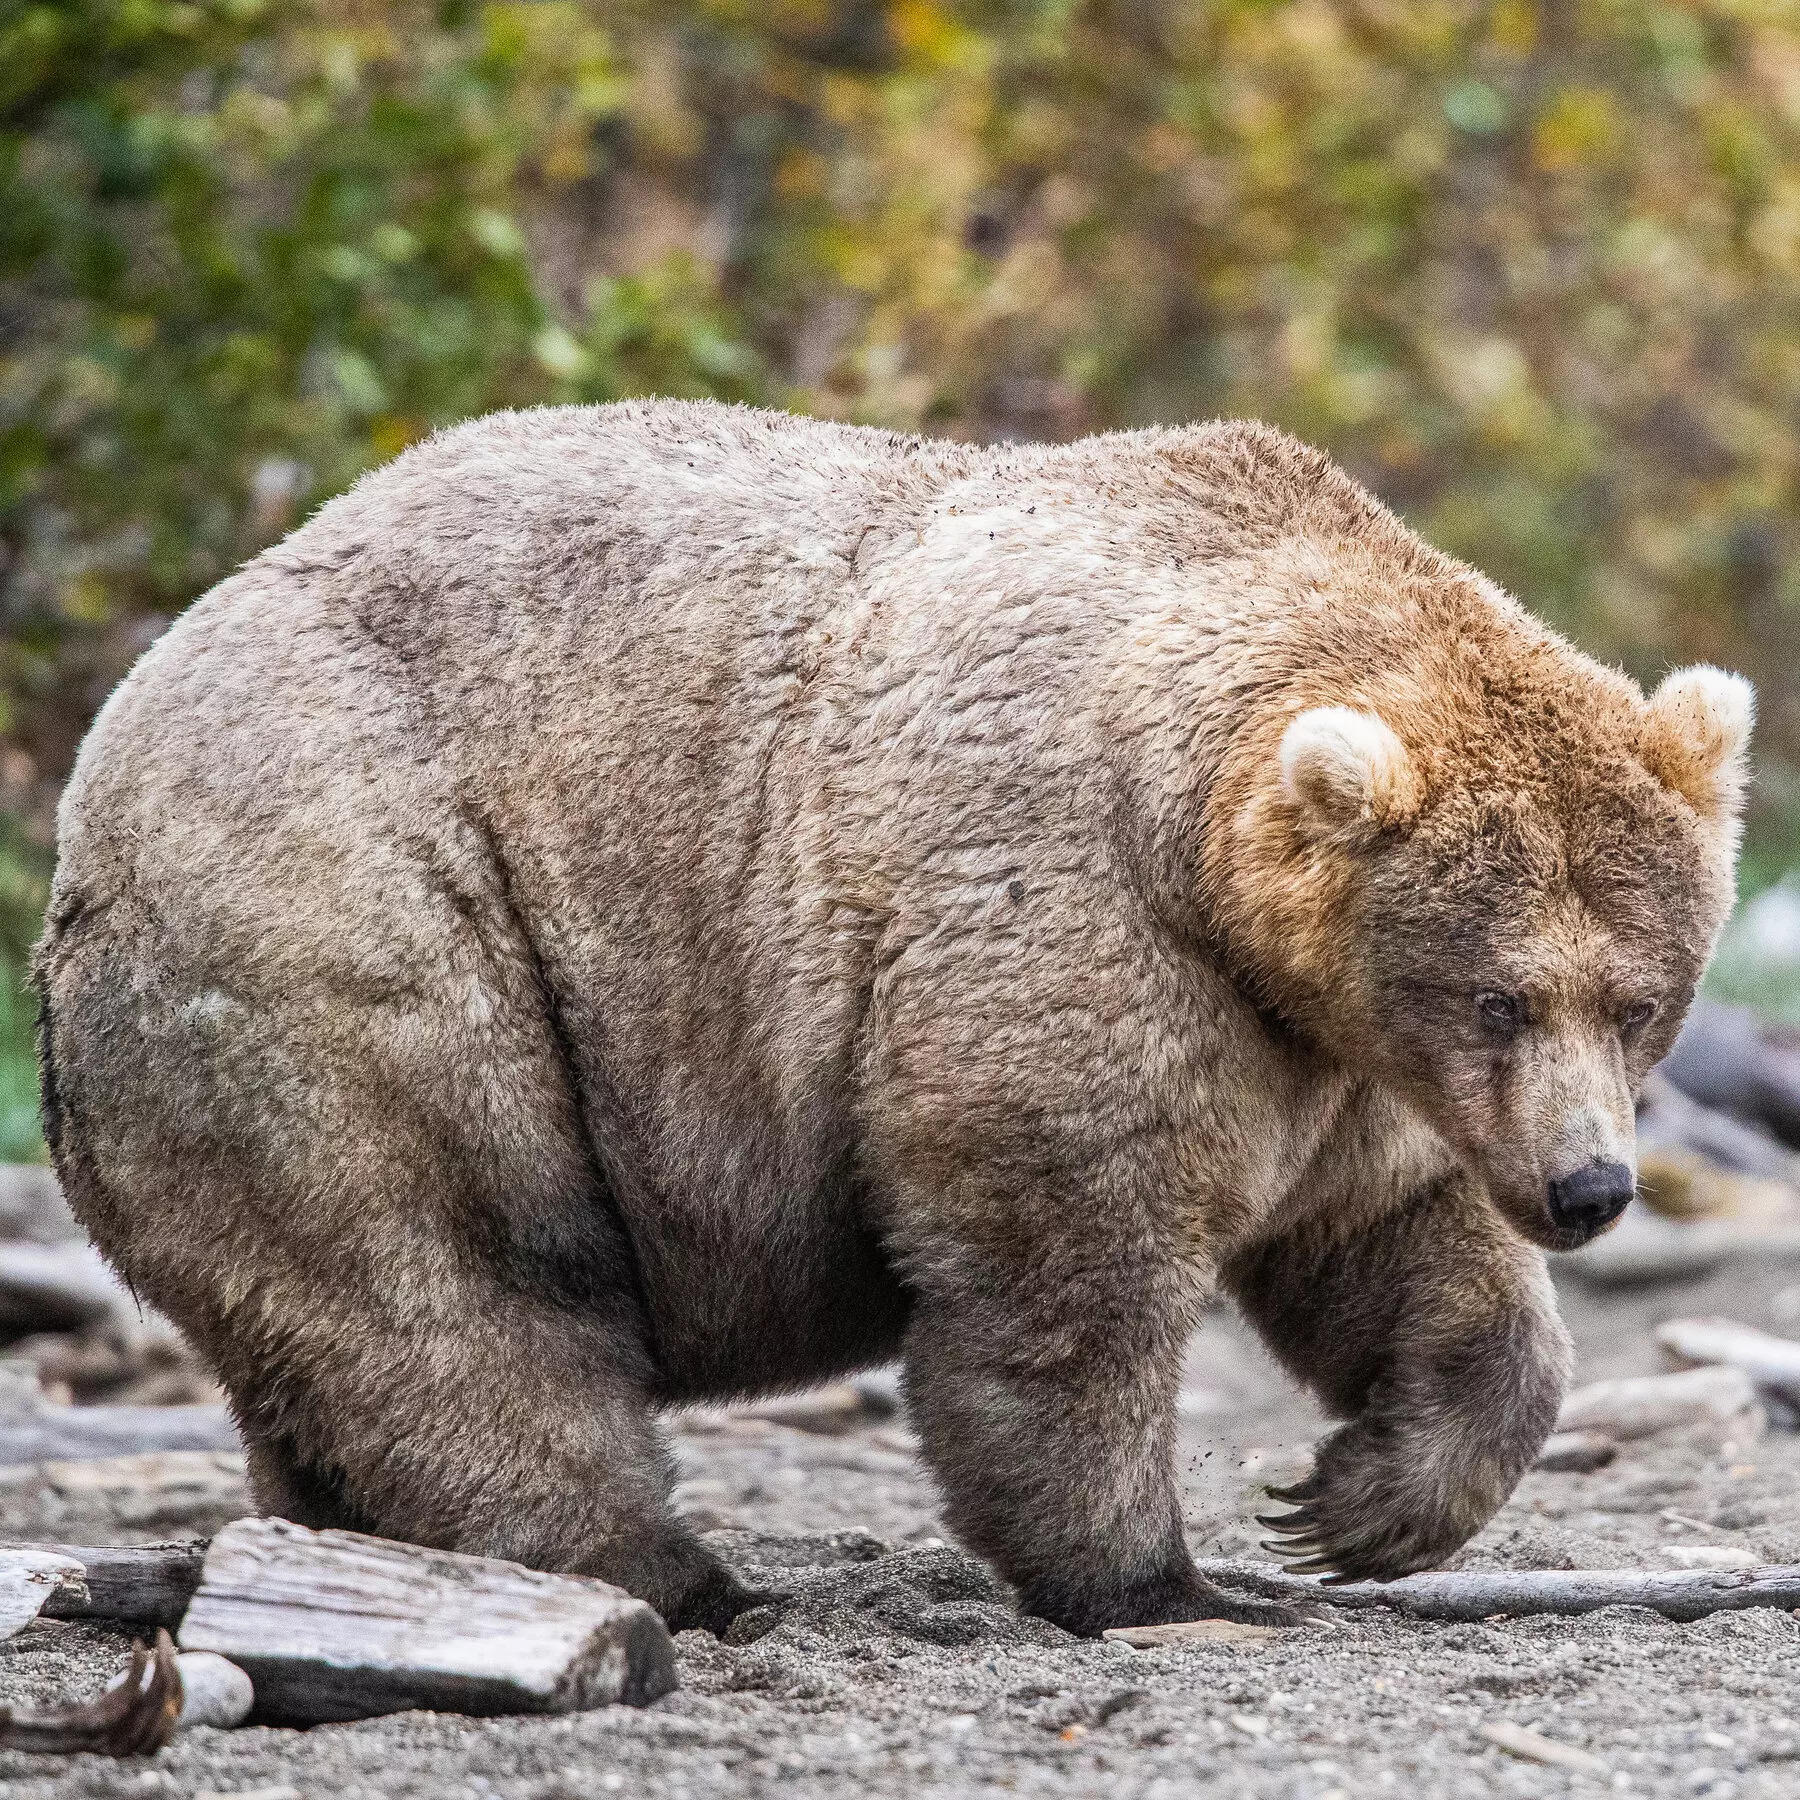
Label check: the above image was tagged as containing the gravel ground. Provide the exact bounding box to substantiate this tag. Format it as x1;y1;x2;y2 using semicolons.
3;1259;1800;1799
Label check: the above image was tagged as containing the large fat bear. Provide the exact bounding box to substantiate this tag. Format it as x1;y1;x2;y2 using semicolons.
35;401;1751;1635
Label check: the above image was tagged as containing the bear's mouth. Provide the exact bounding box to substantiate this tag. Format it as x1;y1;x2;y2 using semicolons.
1524;1207;1631;1255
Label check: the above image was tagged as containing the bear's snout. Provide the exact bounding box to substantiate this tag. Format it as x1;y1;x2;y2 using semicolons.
1545;1159;1635;1243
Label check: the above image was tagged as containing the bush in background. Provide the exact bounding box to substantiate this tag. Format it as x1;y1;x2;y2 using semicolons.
5;0;1800;1150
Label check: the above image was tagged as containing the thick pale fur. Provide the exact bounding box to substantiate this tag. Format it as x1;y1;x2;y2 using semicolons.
34;402;1749;1635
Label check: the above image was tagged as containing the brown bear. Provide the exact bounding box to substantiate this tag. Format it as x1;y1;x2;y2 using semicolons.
33;401;1751;1636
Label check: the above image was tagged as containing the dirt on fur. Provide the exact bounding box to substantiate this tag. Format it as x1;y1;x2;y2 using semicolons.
4;1260;1800;1799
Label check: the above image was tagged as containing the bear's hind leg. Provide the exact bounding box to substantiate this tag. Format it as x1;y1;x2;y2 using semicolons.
212;1250;762;1632
37;881;760;1634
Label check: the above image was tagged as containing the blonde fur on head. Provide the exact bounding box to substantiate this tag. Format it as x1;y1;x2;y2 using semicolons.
1280;706;1423;844
1640;665;1755;828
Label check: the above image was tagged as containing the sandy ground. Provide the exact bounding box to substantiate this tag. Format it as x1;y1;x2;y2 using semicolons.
4;1258;1800;1799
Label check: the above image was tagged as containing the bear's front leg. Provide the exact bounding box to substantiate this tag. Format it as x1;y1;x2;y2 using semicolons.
901;1252;1320;1636
1227;1175;1572;1582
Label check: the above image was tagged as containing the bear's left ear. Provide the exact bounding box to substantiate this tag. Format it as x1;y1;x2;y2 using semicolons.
1639;665;1755;826
1280;706;1424;846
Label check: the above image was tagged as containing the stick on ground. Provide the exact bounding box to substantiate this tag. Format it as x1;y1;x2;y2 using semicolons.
1197;1558;1800;1622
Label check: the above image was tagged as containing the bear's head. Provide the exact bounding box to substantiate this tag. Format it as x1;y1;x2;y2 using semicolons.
1237;654;1753;1253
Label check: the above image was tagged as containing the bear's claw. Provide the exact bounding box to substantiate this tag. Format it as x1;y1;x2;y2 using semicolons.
1261;1475;1323;1506
1253;1507;1316;1536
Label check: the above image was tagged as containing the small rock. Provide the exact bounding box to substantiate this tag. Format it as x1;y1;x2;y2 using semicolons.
1535;1429;1616;1473
104;1648;254;1731
173;1652;255;1730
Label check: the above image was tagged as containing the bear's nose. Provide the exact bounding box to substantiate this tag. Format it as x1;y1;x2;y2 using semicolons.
1546;1161;1635;1239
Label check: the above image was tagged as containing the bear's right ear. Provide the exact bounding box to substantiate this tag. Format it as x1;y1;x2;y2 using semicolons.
1639;665;1754;828
1280;706;1423;846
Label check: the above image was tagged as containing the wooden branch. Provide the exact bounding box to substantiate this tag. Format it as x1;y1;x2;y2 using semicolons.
1196;1558;1800;1622
177;1518;678;1723
0;1547;86;1640
27;1540;207;1627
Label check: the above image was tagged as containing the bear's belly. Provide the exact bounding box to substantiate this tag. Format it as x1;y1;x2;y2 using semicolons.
632;1187;912;1403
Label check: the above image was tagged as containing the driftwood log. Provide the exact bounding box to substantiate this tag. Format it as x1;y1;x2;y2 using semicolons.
25;1541;208;1628
1554;1364;1764;1444
1533;1429;1616;1473
0;1242;133;1334
1657;1316;1800;1417
1662;999;1800;1149
1636;1071;1800;1188
1557;1202;1800;1289
177;1518;678;1723
0;1398;240;1467
1199;1558;1800;1622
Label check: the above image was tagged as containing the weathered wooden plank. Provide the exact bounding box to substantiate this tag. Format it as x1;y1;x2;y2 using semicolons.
1196;1558;1800;1622
177;1518;678;1723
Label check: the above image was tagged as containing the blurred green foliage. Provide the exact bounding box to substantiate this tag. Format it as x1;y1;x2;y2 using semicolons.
4;0;1800;1150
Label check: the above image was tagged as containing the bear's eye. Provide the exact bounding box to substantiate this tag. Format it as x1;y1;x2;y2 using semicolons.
1475;990;1524;1037
1619;997;1659;1038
